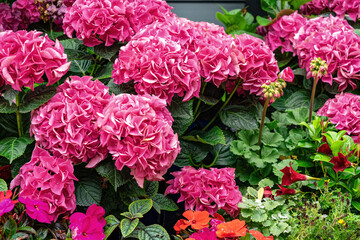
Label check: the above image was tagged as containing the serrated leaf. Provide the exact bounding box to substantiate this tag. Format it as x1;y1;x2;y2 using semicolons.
129;199;153;215
144;181;159;198
75;176;102;206
138;224;170;240
0;97;16;113
121;218;139;238
96;161;129;191
19;85;57;113
167;99;193;136
0;178;7;192
212;130;237;166
264;200;281;210
69;60;92;75
261;131;284;147
0;136;34;162
251;208;267;222
241;208;253;218
151;194;179;212
269;222;289;236
104;215;121;240
94;62;113;80
258;178;274;188
183;126;225;146
220;105;258;130
94;43;120;61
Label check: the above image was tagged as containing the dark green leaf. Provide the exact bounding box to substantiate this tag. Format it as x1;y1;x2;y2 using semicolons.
104;215;121;240
0;136;34;162
212;130;237;166
17;226;37;235
96;161;129;191
0;97;16;113
175;140;209;167
2;88;18;106
75;176;102;206
144;181;159;198
4;219;17;237
19;85;57;113
0;179;7;192
95;62;113;80
352;201;360;212
94;43;120;61
183;126;225;146
129;199;153;215
151;194;179;212
121;218;139;238
167;99;193;136
220;105;258;130
249;171;263;185
69;60;92;75
138;224;170;240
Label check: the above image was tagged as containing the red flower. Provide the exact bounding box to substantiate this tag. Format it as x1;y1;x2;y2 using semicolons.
174;219;187;233
182;210;211;230
0;165;11;179
263;186;274;200
317;143;332;155
280;164;308;186
250;229;274;240
275;184;296;197
329;153;352;173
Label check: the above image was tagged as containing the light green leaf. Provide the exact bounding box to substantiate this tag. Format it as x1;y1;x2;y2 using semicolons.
0;136;34;162
120;212;133;219
241;208;253;218
75;176;102;206
262;131;284;147
96;161;129;191
129;199;153;215
121;218;139;238
313;154;331;162
251;208;268;222
104;215;121;240
19;85;57;113
258;178;274;188
290;0;312;10
0;179;7;192
264;200;281;210
352;201;360;212
138;224;170;240
256;16;272;26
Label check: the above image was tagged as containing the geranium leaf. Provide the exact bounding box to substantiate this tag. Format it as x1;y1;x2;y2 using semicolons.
19;85;57;113
121;218;139;238
75;176;102;206
251;208;267;222
129;199;153;215
0;136;34;162
138;224;170;240
104;215;120;240
258;178;274;188
151;194;178;212
220;105;258;130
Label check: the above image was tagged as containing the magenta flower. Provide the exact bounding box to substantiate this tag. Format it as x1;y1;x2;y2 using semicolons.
330;0;360;22
97;94;180;188
10;146;77;223
299;0;328;16
12;0;40;29
188;227;218;240
228;33;280;97
0;3;21;31
279;67;294;83
165;166;242;218
69;204;106;240
30;76;111;167
317;93;360;136
112;36;201;104
0;30;70;91
0;190;18;217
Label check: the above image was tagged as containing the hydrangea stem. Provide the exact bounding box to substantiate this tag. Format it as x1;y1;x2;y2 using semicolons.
258;97;270;146
193;81;207;121
16;94;23;137
308;75;318;123
202;79;242;131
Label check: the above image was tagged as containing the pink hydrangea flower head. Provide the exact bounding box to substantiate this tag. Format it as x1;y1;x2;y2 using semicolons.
263;11;307;53
10;146;77;223
30;76;111;167
165;166;242;218
317;93;360;136
299;0;329;15
0;190;18;217
328;0;360;22
230;34;279;96
70;204;106;240
127;0;174;34
97;94;180;188
12;0;41;29
292;15;360;91
63;0;133;47
0;30;70;91
112;36;201;104
0;3;21;31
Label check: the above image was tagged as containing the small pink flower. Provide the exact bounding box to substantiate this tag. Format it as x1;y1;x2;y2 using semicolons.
20;198;53;224
165;166;242;218
279;67;294;83
69;204;106;240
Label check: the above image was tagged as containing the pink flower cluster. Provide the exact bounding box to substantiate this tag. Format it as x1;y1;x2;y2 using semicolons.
227;34;280;96
30;76;111;168
12;0;41;30
10;146;77;223
70;204;106;240
63;0;173;46
97;94;180;188
317;92;360;136
36;0;70;26
0;30;70;91
262;11;307;53
112;36;201;104
300;0;360;22
292;16;360;91
0;3;21;31
165;166;242;218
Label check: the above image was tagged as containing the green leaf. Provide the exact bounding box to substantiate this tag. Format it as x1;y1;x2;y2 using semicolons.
260;0;278;17
251;208;268;222
220;105;258;130
249;171;263;185
94;43;120;61
167;99;193;136
175;140;209;167
104;215;121;240
261;131;284;147
138;224;170;240
10;232;29;240
96;161;129;191
241;208;253;218
144;181;159;198
264;200;281;210
258;178;274;188
313;154;331;162
69;60;92;75
212;130;237;166
183;126;225;146
2;88;18;106
0;136;34;162
129;199;153;215
121;218;139;238
75;176;102;206
296;160;314;168
273;160;298;179
256;16;272;26
151;194;179;212
17;226;37;235
0;179;7;192
352;201;360;212
270;222;289;236
4;218;17;237
19;85;57;113
0;97;16;113
94;62;114;80
290;0;312;10
121;212;133;219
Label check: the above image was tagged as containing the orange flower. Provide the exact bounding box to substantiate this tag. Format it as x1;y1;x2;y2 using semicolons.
182;210;211;230
250;229;274;240
174;219;188;233
216;219;247;238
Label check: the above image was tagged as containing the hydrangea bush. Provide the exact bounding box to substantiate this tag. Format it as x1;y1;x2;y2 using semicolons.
1;0;360;239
